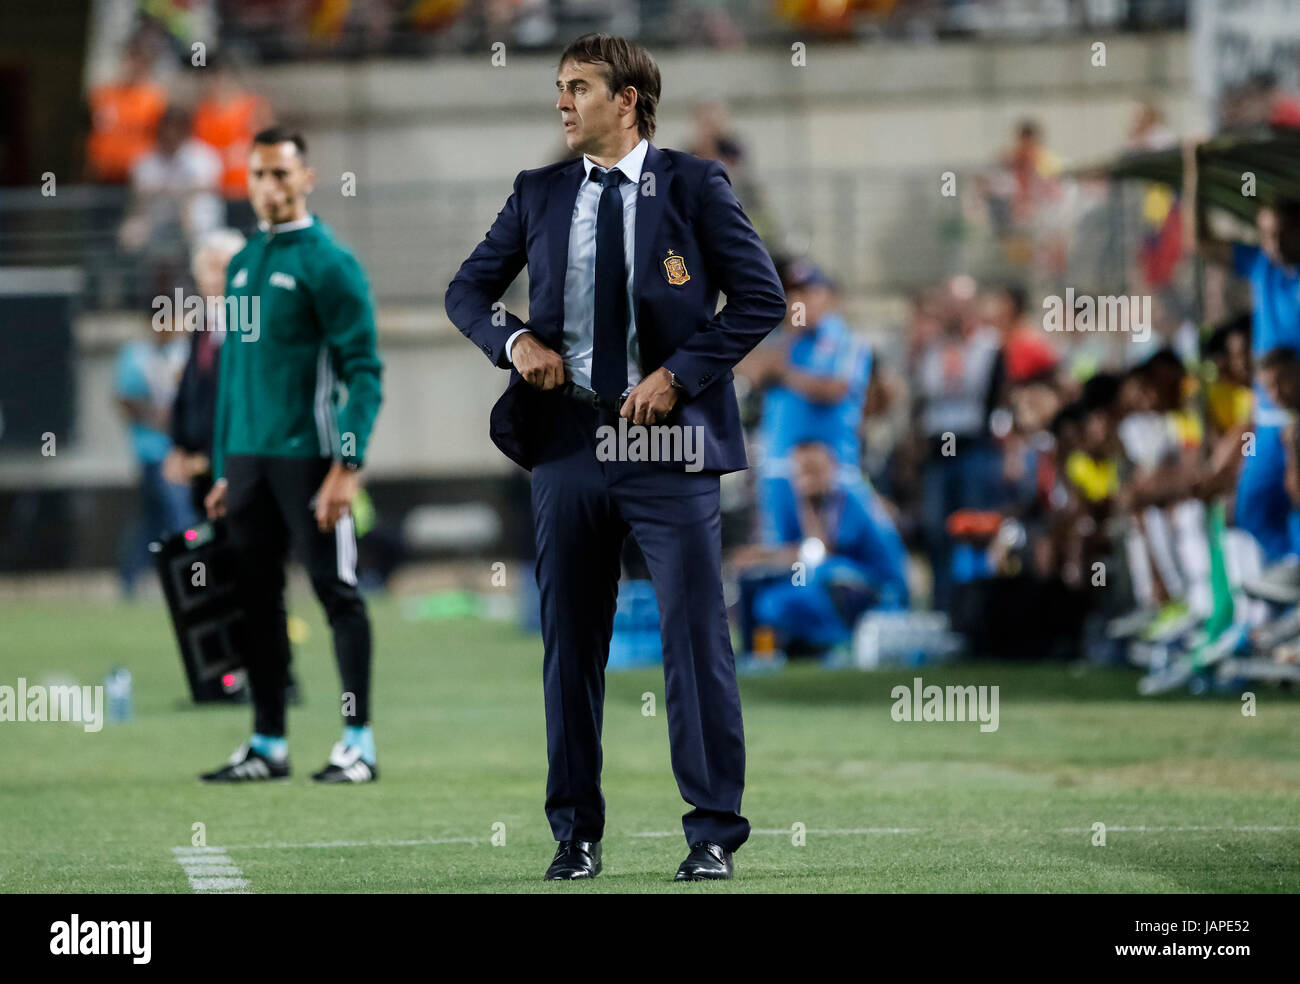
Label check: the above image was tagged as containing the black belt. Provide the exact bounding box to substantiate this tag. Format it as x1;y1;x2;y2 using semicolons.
559;381;625;415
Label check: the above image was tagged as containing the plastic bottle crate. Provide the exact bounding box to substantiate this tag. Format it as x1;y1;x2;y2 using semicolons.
609;579;662;669
853;610;964;669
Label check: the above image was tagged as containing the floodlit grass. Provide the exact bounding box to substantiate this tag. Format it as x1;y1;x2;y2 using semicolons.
1;595;1297;893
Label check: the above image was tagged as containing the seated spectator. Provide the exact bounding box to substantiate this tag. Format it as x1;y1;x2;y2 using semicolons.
1196;314;1254;502
1066;374;1123;511
1055;374;1123;588
1114;351;1212;628
732;440;909;658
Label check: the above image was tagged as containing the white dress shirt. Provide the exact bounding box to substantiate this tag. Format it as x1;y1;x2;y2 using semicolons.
505;138;648;394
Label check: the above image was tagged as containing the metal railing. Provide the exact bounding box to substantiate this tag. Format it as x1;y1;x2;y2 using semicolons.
0;167;1156;318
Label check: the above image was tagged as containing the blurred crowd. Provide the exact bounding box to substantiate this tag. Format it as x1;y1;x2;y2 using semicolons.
85;29;268;304
727;120;1300;677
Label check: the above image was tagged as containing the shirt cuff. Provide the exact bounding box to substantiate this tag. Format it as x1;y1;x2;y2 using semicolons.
504;328;531;364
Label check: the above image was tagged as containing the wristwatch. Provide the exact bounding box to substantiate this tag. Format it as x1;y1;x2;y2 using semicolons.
340;460;361;472
667;369;684;392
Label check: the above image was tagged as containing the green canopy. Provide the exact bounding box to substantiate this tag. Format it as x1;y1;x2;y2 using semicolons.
1071;126;1300;222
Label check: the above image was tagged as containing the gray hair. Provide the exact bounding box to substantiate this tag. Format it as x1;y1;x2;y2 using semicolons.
190;228;247;280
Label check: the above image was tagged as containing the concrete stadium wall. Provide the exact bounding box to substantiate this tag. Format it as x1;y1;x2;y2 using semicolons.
233;32;1195;181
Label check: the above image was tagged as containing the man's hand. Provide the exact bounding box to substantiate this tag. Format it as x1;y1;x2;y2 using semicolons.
511;332;566;390
729;544;772;569
736;344;786;387
730;543;798;570
314;462;361;532
162;449;189;485
621;367;679;426
163;449;210;484
204;479;228;520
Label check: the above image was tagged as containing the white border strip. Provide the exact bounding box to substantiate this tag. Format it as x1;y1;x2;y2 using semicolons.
172;846;251;893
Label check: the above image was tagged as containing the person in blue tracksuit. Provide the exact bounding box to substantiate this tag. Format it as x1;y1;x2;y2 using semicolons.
1184;145;1300;561
747;259;876;551
1232;228;1300;562
736;439;909;654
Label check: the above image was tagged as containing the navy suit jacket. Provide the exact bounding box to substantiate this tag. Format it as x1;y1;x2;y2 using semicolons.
444;144;786;473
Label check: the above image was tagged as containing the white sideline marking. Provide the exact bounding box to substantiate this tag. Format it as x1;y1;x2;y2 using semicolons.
172;846;250;893
1057;825;1300;834
230;836;482;850
177;824;1300;857
189;877;249;891
176;855;240;871
630;827;924;838
635;825;1300;838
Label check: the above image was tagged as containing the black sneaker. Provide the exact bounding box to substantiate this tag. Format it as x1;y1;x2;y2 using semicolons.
310;742;378;783
200;743;290;783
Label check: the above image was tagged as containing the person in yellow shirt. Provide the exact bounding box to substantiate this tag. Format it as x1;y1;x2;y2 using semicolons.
1066;447;1119;504
1205;316;1254;432
1054;374;1124;591
1198;315;1254;502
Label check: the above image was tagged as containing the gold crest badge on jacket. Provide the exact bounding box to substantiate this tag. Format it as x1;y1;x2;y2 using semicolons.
663;249;690;286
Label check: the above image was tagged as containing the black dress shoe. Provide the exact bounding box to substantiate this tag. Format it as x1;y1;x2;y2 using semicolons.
543;840;602;880
674;841;734;881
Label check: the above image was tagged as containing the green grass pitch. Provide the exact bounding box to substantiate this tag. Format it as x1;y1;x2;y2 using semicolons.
1;593;1298;893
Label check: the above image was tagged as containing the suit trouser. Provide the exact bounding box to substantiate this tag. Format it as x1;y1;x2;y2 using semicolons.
223;455;371;737
530;393;750;852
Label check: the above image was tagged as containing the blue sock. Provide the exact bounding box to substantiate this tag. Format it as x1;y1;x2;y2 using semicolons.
249;733;288;761
342;724;376;765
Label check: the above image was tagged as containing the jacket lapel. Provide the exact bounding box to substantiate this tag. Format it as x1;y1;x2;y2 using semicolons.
543;160;584;328
633;143;673;303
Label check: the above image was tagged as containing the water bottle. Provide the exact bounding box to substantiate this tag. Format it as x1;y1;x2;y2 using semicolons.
105;667;133;723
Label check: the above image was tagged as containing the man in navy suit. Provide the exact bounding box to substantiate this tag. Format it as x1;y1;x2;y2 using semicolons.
445;33;785;881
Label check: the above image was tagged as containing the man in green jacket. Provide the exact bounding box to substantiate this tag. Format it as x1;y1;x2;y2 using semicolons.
201;127;384;783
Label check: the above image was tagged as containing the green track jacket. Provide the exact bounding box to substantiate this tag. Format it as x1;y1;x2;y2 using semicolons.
211;216;383;479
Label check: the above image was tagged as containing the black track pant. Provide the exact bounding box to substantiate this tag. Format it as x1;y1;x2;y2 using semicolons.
224;455;371;737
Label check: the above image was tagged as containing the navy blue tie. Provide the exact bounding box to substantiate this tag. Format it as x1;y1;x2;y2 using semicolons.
590;166;628;402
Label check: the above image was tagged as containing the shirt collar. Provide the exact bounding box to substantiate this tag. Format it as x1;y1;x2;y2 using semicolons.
258;214;315;234
582;138;649;186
